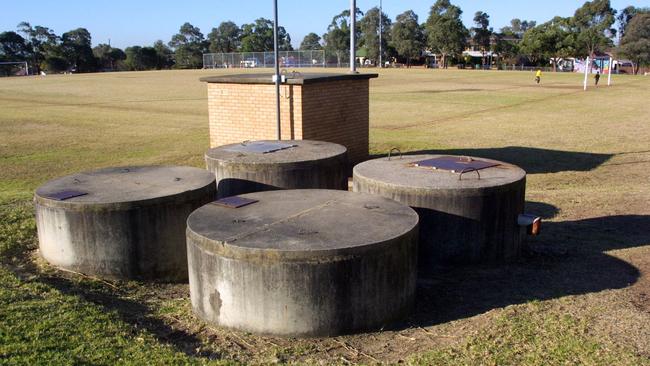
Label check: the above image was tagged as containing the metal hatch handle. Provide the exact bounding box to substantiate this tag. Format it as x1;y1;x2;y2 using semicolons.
458;167;481;180
387;148;402;161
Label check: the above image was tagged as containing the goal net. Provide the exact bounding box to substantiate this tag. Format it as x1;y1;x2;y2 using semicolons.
0;62;29;77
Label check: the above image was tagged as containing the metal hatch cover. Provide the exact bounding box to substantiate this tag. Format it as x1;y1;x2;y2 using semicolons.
43;190;88;201
224;142;297;154
413;156;499;173
212;196;259;209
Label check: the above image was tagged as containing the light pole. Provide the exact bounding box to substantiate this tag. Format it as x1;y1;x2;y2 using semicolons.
379;0;382;68
273;0;281;139
350;0;357;73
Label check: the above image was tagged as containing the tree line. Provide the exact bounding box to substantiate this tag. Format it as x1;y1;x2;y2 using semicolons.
1;0;648;74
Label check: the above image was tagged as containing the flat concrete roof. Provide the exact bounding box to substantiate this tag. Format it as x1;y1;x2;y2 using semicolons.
186;189;418;260
200;72;378;85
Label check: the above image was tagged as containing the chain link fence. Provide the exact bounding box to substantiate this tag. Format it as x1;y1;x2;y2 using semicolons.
203;50;327;69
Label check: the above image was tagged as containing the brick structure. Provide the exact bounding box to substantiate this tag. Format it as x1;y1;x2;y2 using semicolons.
201;73;378;165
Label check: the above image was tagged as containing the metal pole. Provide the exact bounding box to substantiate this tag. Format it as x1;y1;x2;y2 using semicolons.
350;0;357;73
379;0;382;68
273;0;281;140
583;56;589;91
607;56;613;86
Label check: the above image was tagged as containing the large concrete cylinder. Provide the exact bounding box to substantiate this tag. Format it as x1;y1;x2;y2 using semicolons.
186;189;419;337
205;140;347;198
35;166;216;281
353;155;526;267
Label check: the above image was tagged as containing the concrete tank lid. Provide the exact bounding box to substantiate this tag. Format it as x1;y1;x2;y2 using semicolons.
35;166;215;209
354;154;526;190
187;189;418;259
205;140;347;164
199;72;378;85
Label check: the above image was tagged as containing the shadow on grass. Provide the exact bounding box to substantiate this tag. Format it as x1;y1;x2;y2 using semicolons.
403;213;648;328
370;146;614;174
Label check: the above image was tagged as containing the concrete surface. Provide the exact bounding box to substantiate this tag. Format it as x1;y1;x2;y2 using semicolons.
35;166;216;281
186;189;419;337
353;155;527;267
206;140;348;198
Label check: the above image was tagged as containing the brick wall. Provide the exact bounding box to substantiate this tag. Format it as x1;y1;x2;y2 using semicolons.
206;79;370;165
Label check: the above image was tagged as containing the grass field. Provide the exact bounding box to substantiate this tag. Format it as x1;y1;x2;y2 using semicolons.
1;68;649;365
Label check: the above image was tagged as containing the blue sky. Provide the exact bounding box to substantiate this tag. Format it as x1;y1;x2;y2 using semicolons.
1;1;648;49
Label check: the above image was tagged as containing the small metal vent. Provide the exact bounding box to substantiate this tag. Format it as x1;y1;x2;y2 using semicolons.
224;142;297;154
212;196;259;209
43;190;88;201
413;156;499;173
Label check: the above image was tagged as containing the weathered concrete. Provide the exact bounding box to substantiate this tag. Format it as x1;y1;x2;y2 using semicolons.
205;140;348;198
353;155;526;267
186;189;419;337
35;166;216;281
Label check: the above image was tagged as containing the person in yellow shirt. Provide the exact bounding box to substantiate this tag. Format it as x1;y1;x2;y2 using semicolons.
535;69;542;84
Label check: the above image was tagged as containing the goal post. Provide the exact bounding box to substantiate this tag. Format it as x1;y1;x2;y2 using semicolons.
0;61;29;76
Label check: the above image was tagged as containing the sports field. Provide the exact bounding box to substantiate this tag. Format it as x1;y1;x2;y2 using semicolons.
1;69;649;364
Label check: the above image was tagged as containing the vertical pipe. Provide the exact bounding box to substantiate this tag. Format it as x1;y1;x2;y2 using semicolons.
379;0;382;68
273;0;281;140
350;0;357;73
583;56;589;91
607;56;613;86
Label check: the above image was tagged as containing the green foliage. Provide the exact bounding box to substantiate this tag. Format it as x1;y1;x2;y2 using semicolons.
239;18;292;52
358;7;392;63
208;21;241;53
93;43;126;70
323;8;362;66
521;17;576;69
299;33;322;50
471;11;492;59
0;31;30;61
124;46;159;71
618;13;650;72
61;28;97;72
0;201;36;262
168;22;207;69
501;18;537;37
391;10;423;65
425;0;469;68
572;0;616;57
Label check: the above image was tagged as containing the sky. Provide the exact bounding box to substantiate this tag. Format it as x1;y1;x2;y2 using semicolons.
1;0;649;49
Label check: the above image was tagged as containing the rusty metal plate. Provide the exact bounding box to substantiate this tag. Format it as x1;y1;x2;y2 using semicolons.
224;142;297;154
413;156;499;173
212;196;259;209
44;190;88;201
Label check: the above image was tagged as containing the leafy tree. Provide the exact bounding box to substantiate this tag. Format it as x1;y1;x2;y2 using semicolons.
471;11;492;64
425;0;468;68
520;17;576;70
390;10;423;67
617;6;650;39
300;33;322;50
168;22;207;69
323;8;363;67
359;7;392;64
572;0;616;58
208;21;241;53
0;31;30;61
17;22;59;73
492;33;521;66
500;18;537;38
153;40;173;69
93;44;125;70
618;13;650;74
61;28;96;72
240;18;292;52
124;46;159;71
42;56;68;73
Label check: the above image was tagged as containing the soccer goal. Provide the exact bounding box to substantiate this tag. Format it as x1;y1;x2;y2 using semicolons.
0;61;29;77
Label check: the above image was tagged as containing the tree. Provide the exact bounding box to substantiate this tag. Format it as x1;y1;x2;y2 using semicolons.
153;40;173;69
618;13;650;74
520;17;576;70
425;0;468;68
240;18;292;52
208;21;241;53
572;0;617;58
124;46;158;71
93;44;125;70
500;18;537;38
300;33;322;50
617;6;650;40
169;22;207;69
0;31;30;61
391;10;423;67
323;8;363;67
61;28;97;72
472;11;492;65
359;7;392;64
17;22;59;73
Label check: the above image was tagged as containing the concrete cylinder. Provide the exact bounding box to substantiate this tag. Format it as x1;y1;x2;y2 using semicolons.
353;155;526;267
205;140;348;198
186;189;419;337
35;166;216;281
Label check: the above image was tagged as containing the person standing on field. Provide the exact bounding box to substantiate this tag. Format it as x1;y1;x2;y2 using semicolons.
535;69;542;84
595;71;601;86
